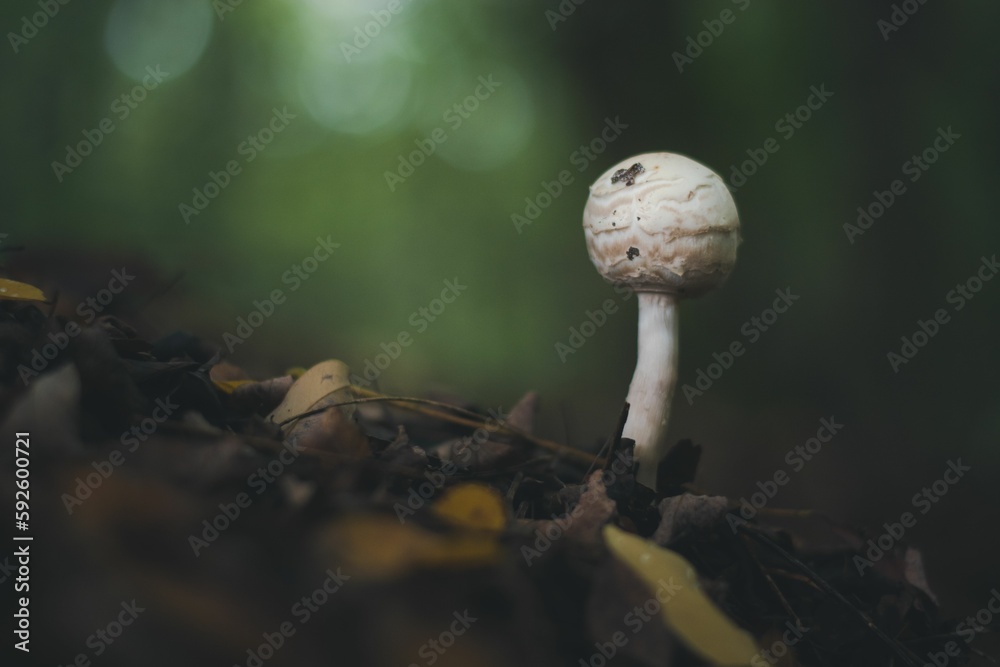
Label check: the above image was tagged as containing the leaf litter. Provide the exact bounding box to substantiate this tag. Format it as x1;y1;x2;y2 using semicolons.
0;297;979;667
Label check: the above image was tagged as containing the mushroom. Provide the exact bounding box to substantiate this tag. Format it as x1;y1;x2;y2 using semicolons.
582;152;740;487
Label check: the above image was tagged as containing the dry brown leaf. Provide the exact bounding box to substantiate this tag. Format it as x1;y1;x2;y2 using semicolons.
504;390;539;434
208;360;251;383
652;494;729;546
294;405;370;459
229;375;293;412
563;470;618;544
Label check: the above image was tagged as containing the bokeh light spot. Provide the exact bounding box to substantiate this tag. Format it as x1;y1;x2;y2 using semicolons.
298;49;413;136
433;66;535;172
105;0;213;82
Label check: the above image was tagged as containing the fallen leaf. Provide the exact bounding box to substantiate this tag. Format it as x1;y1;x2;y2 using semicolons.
1;363;82;454
504;390;539;434
652;494;729;546
0;277;47;302
294;404;370;459
603;524;758;666
279;475;317;510
434;436;516;471
266;360;367;458
432;483;507;531
563;470;617;544
213;379;253;394
655;439;702;493
314;514;500;579
267;359;355;425
208;360;250;383
229;375;293;412
903;547;938;604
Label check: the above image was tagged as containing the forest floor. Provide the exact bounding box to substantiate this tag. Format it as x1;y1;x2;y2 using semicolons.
0;292;980;667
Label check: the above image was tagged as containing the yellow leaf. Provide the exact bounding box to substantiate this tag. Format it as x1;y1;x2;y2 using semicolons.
213;379;254;395
432;483;507;532
0;278;47;303
603;524;758;666
316;514;499;579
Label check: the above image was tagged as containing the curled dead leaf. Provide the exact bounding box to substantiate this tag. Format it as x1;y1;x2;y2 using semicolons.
652;493;729;546
267;360;367;459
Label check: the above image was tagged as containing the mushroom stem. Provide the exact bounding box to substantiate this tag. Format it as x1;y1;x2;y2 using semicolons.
622;291;679;487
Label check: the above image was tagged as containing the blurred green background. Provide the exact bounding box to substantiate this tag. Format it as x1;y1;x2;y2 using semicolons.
3;0;998;641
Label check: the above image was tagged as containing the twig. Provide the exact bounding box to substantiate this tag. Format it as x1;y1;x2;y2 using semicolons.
738;524;924;667
506;471;524;502
766;568;824;592
740;533;804;629
280;387;601;467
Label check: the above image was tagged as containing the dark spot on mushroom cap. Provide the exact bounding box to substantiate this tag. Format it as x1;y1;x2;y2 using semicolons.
612;163;645;186
626;247;640;260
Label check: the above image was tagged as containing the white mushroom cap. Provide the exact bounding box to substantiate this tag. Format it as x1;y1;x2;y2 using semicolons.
583;152;740;297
